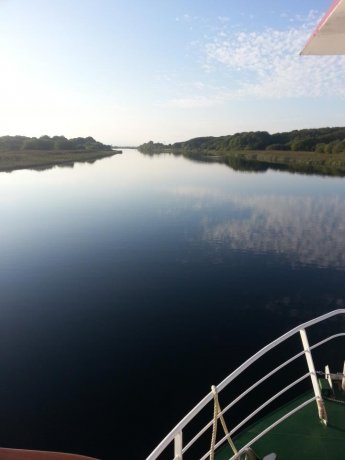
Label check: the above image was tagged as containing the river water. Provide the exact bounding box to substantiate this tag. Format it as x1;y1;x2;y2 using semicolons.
0;149;345;459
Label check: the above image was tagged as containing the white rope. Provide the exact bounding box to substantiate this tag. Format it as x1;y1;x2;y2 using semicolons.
209;385;238;460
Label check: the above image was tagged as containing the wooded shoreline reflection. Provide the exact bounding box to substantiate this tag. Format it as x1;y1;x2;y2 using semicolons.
141;149;345;177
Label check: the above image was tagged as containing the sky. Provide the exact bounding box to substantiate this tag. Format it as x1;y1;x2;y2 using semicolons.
0;0;344;145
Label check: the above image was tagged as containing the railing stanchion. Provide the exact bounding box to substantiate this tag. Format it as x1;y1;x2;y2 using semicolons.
300;328;327;424
146;311;345;459
174;431;183;460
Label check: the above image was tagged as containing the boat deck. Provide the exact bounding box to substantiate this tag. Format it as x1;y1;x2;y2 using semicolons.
216;386;345;460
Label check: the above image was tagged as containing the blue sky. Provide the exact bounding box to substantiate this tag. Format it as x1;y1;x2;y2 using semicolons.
0;0;343;145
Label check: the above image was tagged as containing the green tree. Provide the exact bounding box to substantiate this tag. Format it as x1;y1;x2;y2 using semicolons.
315;143;326;153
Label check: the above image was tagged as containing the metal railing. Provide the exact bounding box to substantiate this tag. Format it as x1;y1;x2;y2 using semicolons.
146;309;345;460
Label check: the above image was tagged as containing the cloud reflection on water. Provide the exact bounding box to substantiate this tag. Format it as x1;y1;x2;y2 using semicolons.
174;186;345;270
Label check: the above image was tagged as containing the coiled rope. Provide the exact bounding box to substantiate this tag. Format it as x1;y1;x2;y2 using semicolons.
209;385;238;460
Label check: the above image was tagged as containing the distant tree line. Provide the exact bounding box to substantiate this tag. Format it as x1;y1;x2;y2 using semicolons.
138;140;171;153
0;135;112;152
139;127;345;154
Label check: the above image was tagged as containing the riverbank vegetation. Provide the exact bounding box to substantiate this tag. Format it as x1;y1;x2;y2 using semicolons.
139;127;345;176
0;136;121;172
0;150;120;172
0;135;112;152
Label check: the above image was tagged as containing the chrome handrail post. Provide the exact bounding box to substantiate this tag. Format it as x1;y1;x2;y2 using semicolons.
300;328;327;423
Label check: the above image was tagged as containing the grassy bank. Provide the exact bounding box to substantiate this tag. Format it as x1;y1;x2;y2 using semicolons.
0;149;121;173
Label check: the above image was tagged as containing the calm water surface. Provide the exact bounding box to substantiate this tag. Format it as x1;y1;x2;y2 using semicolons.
0;150;345;458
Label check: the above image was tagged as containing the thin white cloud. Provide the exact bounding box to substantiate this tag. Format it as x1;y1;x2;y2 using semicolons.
169;95;222;109
167;11;345;108
218;16;230;23
204;14;345;99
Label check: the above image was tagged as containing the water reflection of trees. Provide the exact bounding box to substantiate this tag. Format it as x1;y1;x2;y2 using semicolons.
140;150;345;177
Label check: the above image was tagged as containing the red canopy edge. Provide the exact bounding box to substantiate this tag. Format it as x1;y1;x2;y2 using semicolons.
301;0;344;55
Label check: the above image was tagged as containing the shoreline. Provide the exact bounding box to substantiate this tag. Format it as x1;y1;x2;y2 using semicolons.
0;149;121;173
140;148;345;177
